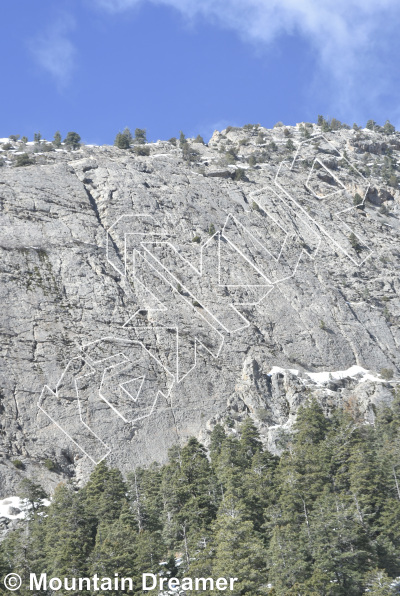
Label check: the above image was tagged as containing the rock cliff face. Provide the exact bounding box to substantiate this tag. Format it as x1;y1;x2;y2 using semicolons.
0;123;399;495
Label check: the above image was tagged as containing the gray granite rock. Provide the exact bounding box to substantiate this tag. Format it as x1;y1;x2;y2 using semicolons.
0;124;399;494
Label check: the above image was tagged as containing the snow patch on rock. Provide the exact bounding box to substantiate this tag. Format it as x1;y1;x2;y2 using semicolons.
268;365;385;386
0;496;50;520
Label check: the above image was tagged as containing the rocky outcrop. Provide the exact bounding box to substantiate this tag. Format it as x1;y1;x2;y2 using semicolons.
0;124;399;495
201;363;394;453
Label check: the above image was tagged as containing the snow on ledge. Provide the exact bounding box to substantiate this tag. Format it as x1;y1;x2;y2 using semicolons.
305;366;382;385
0;497;26;520
0;496;50;520
268;366;299;376
267;365;384;385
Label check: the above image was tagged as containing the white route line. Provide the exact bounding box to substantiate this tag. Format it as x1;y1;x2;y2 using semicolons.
39;134;379;461
38;399;111;465
81;335;175;402
130;250;225;382
139;236;272;333
274;134;373;266
38;357;111;465
246;185;322;282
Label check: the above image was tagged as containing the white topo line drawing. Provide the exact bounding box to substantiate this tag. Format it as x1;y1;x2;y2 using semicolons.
39;137;374;462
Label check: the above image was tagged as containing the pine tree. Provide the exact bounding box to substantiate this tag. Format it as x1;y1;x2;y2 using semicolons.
134;530;164;591
322;120;331;132
53;131;62;147
162;554;179;579
134;128;147;144
179;131;186;147
213;435;245;494
363;569;395;595
160;439;217;560
383;120;395;135
63;131;81;149
239;418;263;463
346;426;384;531
242;449;278;531
127;463;163;532
286;138;295;151
114;132;130;149
0;526;33;594
114;127;132;149
310;491;374;594
0;504;49;596
18;478;48;513
209;424;226;464
266;515;311;593
330;117;342;130
44;483;97;578
212;493;268;595
2;484;46;586
83;461;127;523
89;502;138;594
293;399;329;446
122;126;133;144
0;541;11;593
378;499;400;577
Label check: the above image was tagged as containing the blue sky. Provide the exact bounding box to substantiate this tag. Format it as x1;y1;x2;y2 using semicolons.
2;0;400;144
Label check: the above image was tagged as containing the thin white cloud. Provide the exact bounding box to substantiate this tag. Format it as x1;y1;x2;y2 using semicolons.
93;0;400;118
29;15;76;89
93;0;397;52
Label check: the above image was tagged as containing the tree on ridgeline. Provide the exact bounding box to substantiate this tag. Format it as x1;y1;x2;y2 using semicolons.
114;127;133;149
63;131;81;149
134;128;147;144
53;131;62;147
